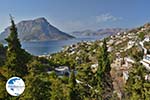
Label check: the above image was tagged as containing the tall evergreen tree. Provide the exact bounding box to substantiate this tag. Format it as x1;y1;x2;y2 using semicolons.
96;38;113;100
67;70;76;100
69;70;76;88
67;70;81;100
20;58;51;100
0;43;6;66
5;16;31;77
99;38;111;73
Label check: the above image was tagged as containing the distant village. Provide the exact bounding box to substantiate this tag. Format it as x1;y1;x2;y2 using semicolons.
39;23;150;99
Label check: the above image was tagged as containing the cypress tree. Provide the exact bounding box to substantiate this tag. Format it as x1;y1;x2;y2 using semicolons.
67;70;81;100
96;38;113;99
67;70;76;100
69;70;76;88
5;16;31;77
100;38;111;73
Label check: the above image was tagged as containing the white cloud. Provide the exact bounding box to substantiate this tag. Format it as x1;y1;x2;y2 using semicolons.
96;13;122;23
54;14;123;32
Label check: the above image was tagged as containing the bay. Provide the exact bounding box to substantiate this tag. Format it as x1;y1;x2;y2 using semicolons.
21;35;107;56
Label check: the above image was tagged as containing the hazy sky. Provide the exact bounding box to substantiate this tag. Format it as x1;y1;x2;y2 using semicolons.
0;0;150;32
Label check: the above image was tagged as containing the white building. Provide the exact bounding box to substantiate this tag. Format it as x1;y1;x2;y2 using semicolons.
125;57;135;66
143;54;150;63
91;63;98;73
55;66;70;76
123;71;129;83
127;41;135;49
107;39;114;45
107;47;113;52
145;74;150;81
140;54;150;70
144;37;150;42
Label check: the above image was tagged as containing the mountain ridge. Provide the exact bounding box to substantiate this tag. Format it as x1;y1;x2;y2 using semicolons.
71;28;128;37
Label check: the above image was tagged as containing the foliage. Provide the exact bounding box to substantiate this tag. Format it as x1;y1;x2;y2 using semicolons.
0;43;6;66
50;78;65;100
126;45;144;61
20;75;51;100
95;38;113;99
4;18;31;77
67;70;81;100
138;32;145;41
125;64;150;99
0;73;8;99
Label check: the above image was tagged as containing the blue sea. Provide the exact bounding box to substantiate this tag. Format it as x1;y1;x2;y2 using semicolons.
21;35;107;56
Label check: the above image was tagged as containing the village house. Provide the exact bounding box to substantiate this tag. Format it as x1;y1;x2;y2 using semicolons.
127;41;135;50
121;57;135;83
107;46;113;52
111;53;123;70
140;54;150;70
145;74;150;81
144;36;150;42
91;63;98;73
107;39;114;46
54;66;70;76
114;40;122;46
111;54;135;83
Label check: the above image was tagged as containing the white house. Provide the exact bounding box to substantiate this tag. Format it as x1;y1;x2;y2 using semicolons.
107;39;114;45
143;54;150;63
123;71;129;83
121;57;135;83
127;41;135;50
140;54;150;70
91;63;98;73
117;32;121;36
144;37;150;42
55;66;70;76
107;47;113;52
125;57;135;65
145;74;150;81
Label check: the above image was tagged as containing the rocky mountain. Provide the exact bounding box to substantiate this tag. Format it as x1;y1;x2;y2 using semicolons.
0;17;74;42
71;28;128;37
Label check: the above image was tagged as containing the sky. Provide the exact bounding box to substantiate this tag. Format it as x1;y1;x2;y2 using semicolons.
0;0;150;33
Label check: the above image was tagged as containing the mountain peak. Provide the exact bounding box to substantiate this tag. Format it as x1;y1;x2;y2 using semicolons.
0;18;74;41
34;17;48;22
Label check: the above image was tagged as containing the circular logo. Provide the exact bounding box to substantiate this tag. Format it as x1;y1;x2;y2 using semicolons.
6;77;25;96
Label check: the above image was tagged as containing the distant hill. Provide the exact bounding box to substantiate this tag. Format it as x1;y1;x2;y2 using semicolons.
0;17;74;42
71;28;128;37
